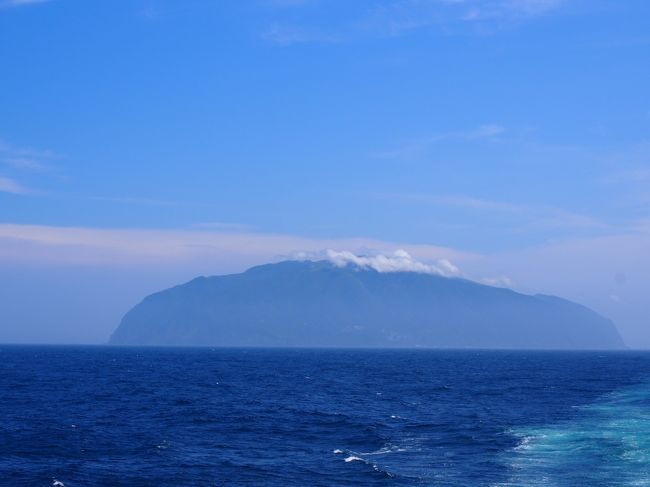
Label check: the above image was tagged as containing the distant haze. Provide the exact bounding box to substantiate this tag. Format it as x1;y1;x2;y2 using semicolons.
1;238;646;347
0;2;648;346
109;259;625;350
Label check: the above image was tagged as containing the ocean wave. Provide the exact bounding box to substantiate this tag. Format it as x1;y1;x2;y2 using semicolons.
339;453;398;479
359;444;408;456
498;382;650;486
344;455;363;463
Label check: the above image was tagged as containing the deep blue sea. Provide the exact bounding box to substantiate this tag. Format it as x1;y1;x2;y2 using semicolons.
3;347;650;486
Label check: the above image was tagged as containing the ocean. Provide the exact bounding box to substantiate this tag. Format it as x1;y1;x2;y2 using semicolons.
2;347;650;486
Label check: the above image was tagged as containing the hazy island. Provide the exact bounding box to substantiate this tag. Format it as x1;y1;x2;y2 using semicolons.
108;259;625;349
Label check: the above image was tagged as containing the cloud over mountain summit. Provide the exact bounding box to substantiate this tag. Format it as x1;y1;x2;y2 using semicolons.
324;249;460;277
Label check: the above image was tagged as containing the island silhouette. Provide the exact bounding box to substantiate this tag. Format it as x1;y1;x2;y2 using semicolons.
110;259;625;349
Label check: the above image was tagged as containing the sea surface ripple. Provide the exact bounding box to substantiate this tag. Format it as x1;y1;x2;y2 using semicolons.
2;347;650;486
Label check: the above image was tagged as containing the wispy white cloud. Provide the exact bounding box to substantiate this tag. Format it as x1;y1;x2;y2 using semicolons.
91;196;189;207
0;224;474;269
3;157;47;171
0;176;29;194
91;196;226;210
480;275;515;287
379;191;612;232
377;0;563;28
383;193;523;212
0;139;61;195
260;0;564;44
507;0;562;16
191;221;253;232
322;249;460;276
461;0;562;22
0;138;58;171
373;123;505;159
514;208;611;232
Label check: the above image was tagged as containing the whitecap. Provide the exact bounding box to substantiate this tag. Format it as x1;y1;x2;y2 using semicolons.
513;435;533;451
361;445;407;456
500;381;650;485
344;456;363;463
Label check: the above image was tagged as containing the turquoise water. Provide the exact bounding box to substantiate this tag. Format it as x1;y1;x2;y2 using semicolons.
500;382;650;486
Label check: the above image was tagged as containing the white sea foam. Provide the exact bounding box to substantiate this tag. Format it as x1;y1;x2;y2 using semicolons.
344;456;363;463
361;445;407;456
513;435;534;451
333;449;344;454
52;480;65;487
499;382;650;486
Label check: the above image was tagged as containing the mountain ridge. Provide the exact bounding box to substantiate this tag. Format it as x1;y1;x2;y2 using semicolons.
109;260;626;349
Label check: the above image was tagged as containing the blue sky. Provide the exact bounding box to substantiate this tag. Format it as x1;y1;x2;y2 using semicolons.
1;0;649;345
